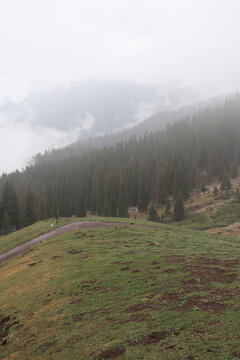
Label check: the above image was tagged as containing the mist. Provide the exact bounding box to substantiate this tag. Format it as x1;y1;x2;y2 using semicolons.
0;114;93;174
0;0;240;173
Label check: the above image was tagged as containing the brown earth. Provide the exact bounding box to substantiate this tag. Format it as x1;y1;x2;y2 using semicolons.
98;346;126;359
128;331;167;347
0;315;19;346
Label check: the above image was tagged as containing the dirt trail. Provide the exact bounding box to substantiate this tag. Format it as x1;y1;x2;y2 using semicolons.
0;221;157;265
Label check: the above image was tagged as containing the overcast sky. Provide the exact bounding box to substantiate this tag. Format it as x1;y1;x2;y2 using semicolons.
0;0;240;173
1;0;240;102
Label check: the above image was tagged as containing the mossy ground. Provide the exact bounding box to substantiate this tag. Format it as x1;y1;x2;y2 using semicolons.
1;219;240;359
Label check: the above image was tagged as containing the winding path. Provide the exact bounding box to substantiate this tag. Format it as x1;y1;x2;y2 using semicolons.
0;221;156;265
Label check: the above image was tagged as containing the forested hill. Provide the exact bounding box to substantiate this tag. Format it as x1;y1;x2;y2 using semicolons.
31;104;197;164
32;94;226;164
0;95;240;230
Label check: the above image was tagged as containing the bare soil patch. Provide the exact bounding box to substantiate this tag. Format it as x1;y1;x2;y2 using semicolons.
174;295;227;313
232;351;240;359
128;331;167;347
143;331;167;345
198;257;240;267
163;268;175;274
129;313;146;322
125;302;156;313
70;298;84;304
68;249;82;254
0;315;19;346
184;263;237;284
165;255;185;264
92;286;107;293
161;292;183;303
35;341;56;354
98;346;126;359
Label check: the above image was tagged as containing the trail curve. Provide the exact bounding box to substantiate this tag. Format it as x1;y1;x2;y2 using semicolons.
0;221;155;265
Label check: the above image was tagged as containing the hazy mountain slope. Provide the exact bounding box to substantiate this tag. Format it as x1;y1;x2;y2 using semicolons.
0;81;211;141
32;93;228;164
0;81;155;135
0;80;222;173
1;94;240;230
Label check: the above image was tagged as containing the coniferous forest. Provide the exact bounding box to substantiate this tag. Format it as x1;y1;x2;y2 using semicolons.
0;95;240;231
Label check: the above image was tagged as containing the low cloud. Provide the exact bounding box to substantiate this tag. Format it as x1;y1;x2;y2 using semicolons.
0;113;95;174
123;84;212;130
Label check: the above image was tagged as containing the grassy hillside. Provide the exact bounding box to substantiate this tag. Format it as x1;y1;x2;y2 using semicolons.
1;220;240;359
0;218;84;255
0;217;148;256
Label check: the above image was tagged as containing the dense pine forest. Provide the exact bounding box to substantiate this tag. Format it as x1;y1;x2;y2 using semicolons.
0;95;240;232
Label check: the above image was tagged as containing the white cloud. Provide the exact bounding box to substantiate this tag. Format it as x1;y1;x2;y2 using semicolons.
80;113;95;132
0;113;95;174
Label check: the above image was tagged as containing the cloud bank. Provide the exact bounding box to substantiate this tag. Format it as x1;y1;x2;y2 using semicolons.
0;113;95;174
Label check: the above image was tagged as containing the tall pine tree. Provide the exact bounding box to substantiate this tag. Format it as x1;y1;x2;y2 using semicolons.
118;172;129;217
174;194;184;221
23;188;37;226
2;181;20;229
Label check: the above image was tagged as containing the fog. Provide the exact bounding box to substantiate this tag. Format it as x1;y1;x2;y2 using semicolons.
0;113;94;175
0;0;240;173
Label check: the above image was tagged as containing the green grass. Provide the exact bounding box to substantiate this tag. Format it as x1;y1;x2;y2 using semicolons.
0;217;86;255
211;201;240;227
0;217;162;256
1;220;240;359
181;212;214;230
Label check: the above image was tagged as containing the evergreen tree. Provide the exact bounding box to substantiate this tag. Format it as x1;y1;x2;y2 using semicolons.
109;173;118;217
213;186;219;196
173;162;189;200
1;211;11;234
231;143;238;178
220;172;232;191
23;188;37;226
154;167;167;205
102;198;112;216
39;200;47;220
159;167;167;203
0;201;3;228
60;185;71;217
77;199;86;217
165;199;171;215
148;203;158;222
54;198;60;223
91;167;104;215
118;172;129;217
102;174;112;217
201;184;207;193
174;194;184;221
235;188;240;202
138;169;149;211
2;181;20;229
75;190;86;217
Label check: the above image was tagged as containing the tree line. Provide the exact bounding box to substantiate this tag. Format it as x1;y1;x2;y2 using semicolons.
0;95;240;231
